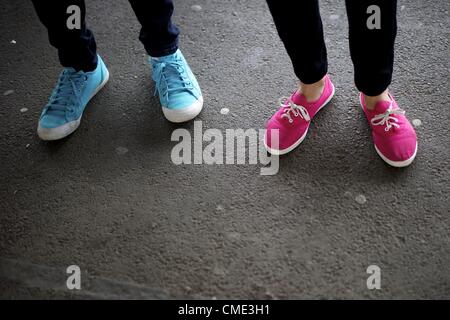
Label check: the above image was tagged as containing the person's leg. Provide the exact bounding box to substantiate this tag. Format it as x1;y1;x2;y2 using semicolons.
128;0;179;57
346;0;396;108
31;0;108;140
31;0;97;71
346;0;417;167
266;0;328;102
264;0;335;155
128;0;202;123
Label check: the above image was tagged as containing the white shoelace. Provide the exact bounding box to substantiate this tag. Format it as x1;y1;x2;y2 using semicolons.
279;97;311;123
370;103;405;131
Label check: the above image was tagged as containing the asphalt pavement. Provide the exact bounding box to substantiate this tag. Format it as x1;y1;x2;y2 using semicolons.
0;0;449;299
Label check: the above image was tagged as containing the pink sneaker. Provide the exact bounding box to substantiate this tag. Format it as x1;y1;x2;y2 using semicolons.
264;75;335;155
360;93;418;167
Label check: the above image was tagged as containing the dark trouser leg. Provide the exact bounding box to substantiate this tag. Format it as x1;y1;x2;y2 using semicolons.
31;0;97;72
346;0;397;96
266;0;327;84
128;0;179;57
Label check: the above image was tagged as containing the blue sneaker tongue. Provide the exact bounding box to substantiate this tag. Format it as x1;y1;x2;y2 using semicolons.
151;50;179;62
162;64;187;93
63;67;78;75
165;65;182;80
46;70;82;113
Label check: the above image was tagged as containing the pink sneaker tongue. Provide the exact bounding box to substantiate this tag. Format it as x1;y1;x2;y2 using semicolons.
370;100;393;114
291;91;307;105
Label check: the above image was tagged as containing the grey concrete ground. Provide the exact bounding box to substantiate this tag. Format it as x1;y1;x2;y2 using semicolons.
0;0;449;299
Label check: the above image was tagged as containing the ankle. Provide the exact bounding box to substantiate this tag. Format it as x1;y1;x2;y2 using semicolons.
298;77;325;103
364;90;391;110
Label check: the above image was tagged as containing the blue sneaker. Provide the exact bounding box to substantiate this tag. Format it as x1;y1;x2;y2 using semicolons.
37;55;109;140
150;49;203;123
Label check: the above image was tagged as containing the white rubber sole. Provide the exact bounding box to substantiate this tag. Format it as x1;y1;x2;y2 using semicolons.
359;93;417;168
264;83;335;155
162;96;203;123
37;67;110;141
374;143;417;167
